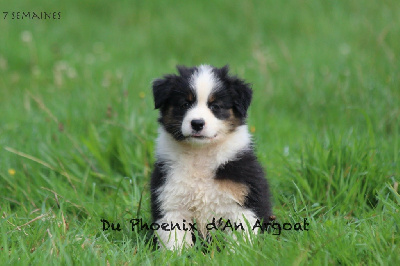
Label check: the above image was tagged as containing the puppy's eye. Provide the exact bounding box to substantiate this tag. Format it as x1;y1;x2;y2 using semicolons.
180;102;191;110
210;104;221;111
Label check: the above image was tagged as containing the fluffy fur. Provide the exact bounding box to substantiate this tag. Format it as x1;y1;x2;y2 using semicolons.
151;65;273;250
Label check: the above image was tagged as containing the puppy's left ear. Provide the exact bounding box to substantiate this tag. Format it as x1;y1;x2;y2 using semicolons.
230;77;253;117
152;74;178;109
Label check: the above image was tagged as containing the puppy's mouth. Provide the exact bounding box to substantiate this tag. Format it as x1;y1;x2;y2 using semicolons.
189;133;217;140
191;135;207;139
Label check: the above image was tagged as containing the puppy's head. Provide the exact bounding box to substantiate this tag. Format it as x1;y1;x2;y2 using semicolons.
152;65;252;144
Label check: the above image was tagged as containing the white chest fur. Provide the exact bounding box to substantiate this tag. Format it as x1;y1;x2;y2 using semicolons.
155;126;257;235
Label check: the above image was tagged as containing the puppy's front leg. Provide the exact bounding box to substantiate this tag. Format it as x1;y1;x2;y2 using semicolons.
221;208;259;245
156;211;193;250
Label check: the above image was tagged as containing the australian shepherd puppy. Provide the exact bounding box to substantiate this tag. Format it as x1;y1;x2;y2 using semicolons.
150;65;273;250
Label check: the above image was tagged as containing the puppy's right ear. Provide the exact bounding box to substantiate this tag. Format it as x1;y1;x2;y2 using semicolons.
152;74;177;109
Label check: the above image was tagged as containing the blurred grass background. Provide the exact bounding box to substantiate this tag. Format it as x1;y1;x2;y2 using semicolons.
0;0;399;264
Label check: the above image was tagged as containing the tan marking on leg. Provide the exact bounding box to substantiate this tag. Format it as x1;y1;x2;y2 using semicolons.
215;179;249;206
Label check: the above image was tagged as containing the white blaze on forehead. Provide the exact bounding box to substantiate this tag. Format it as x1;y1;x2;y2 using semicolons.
191;65;218;104
182;65;224;139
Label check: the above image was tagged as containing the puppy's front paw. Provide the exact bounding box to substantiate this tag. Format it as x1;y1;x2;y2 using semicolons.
155;218;194;251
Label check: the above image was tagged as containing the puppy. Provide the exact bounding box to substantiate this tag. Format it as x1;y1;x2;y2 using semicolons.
150;65;273;250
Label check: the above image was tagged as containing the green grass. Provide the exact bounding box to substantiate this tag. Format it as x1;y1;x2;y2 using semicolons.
1;0;399;264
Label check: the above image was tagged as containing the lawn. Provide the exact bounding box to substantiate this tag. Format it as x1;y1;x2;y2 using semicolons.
1;0;399;264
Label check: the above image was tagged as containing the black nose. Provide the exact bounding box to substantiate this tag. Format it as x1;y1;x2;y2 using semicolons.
191;119;205;131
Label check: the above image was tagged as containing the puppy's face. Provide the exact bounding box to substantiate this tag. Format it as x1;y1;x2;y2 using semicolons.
152;65;252;145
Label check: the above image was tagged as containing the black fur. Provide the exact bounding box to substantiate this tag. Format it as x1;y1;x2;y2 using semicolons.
150;162;167;222
212;65;253;118
152;70;195;141
152;75;176;110
215;148;273;223
207;88;234;120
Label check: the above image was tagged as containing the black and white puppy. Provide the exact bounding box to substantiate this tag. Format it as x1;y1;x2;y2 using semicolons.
151;65;273;250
